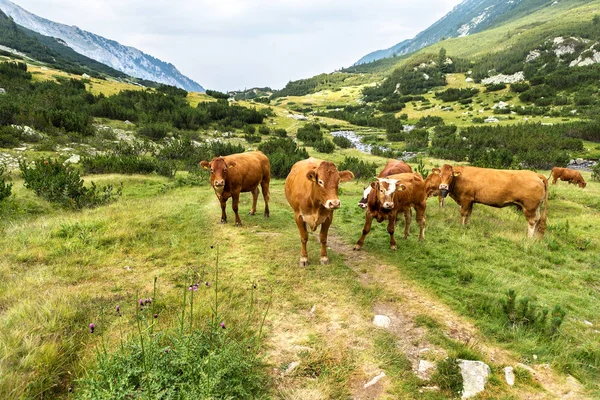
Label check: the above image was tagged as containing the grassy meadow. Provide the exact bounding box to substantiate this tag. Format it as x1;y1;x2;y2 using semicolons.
0;163;599;398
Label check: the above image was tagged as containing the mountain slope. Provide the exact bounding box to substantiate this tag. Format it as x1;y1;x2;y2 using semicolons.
355;0;557;65
0;0;204;92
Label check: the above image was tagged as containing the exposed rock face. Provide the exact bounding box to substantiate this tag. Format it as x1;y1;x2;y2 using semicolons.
481;71;525;85
457;360;491;399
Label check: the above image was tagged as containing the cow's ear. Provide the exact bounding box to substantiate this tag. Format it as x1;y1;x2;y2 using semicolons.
453;170;461;177
306;169;317;182
370;181;377;189
339;170;354;182
227;160;237;168
397;183;407;191
200;161;210;169
432;167;441;175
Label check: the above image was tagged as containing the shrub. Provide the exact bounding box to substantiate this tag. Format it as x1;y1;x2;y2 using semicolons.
258;125;270;135
244;134;262;144
296;123;323;145
138;123;172;141
313;139;335;153
0;125;24;148
82;155;176;178
205;89;229;99
244;125;256;134
20;158;121;209
431;358;463;396
500;289;566;336
386;131;404;142
332;135;353;149
592;162;600;182
485;83;506;92
510;82;530;93
258;138;309;178
0;164;12;201
405;128;429;152
338;156;377;180
273;128;287;137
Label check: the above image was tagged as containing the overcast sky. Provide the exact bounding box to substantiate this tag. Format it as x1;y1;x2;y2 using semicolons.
12;0;463;91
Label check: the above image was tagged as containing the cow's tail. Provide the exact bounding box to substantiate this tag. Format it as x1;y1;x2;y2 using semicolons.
538;175;549;235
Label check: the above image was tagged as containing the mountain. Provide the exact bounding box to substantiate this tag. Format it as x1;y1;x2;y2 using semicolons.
0;0;204;92
355;0;556;65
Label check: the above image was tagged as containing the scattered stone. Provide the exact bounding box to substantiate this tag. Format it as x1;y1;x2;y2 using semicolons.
465;78;474;83
363;372;386;389
492;101;509;109
484;117;499;123
284;361;300;375
288;114;308;121
457;360;491;399
504;366;515;386
81;73;91;79
584;320;593;327
417;360;436;380
420;386;440;392
515;363;535;375
41;67;48;71
0;88;5;95
13;147;27;151
64;154;81;164
482;71;525;85
373;315;391;329
309;305;316;315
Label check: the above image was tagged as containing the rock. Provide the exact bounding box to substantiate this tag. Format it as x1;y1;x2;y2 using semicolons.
492;101;509;109
64;154;81;164
417;360;436;380
81;73;91;79
373;315;391;328
584;320;593;327
284;361;300;375
41;67;48;71
504;366;515;386
515;363;535;375
482;71;525;85
309;305;316;315
457;360;491;399
465;77;474;83
123;120;133;125
484;117;499;123
575;158;584;165
363;372;386;388
0;88;5;95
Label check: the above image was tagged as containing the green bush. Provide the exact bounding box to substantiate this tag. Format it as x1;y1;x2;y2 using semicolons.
431;358;463;396
332;135;353;148
82;155;176;178
273;128;287;137
244;125;256;134
258;125;270;135
76;253;271;399
20;158;121;209
0;164;12;201
244;134;262;144
296;123;323;145
592;162;600;182
510;82;530;93
138;123;172;141
313;139;335;153
338;156;377;180
258;138;309;178
500;289;566;336
485;83;506;92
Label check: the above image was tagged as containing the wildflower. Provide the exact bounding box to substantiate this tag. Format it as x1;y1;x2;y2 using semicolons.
205;281;210;287
210;245;214;249
220;322;226;329
253;283;257;289
165;348;170;354
139;299;144;306
154;313;158;318
116;305;120;312
145;298;152;304
89;323;95;333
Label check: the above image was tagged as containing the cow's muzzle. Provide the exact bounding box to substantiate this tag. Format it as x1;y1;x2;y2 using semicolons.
383;201;394;210
357;198;368;209
439;184;449;198
325;199;341;209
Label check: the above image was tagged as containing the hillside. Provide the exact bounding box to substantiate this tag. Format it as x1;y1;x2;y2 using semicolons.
0;0;205;92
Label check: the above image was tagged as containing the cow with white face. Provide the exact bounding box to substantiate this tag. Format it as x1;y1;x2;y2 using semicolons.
357;160;412;209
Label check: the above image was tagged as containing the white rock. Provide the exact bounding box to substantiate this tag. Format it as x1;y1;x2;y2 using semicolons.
418;360;436;380
482;71;525;85
64;154;81;164
458;360;491;399
309;305;316;315
484;117;499;123
373;315;391;328
504;366;515;386
465;78;474;83
363;372;386;388
82;73;91;79
584;320;593;327
0;88;5;95
284;361;300;375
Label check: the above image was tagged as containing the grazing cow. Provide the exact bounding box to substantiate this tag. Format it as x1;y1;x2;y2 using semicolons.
200;151;270;226
358;160;412;208
549;167;587;188
438;164;549;237
354;173;427;251
424;167;445;208
285;158;354;267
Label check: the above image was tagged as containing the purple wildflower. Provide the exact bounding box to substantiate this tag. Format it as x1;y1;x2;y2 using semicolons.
205;281;210;287
139;299;144;306
220;322;226;329
116;305;120;312
154;313;158;319
89;323;95;333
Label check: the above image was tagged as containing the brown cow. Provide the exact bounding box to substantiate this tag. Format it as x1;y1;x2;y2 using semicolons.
438;164;549;237
549;167;587;188
354;173;427;251
200;151;270;226
285;158;354;267
358;160;412;208
424;167;445;208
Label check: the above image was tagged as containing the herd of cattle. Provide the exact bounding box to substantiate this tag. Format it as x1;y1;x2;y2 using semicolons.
200;151;588;267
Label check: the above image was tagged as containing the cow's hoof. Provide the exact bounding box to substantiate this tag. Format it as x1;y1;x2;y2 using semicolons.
353;245;361;251
248;211;256;216
264;212;270;218
320;257;329;265
299;257;309;267
235;222;242;227
390;245;397;251
220;219;227;224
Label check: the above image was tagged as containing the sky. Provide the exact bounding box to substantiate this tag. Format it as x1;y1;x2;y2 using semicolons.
11;0;464;92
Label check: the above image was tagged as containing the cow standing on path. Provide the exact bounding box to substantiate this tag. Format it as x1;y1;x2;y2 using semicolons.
438;164;549;237
200;151;270;226
285;158;354;267
354;173;427;251
358;160;412;208
549;167;587;188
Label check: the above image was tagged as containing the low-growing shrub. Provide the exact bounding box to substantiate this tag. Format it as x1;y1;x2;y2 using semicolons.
244;125;256;134
258;125;270;135
245;134;262;144
138;122;172;141
313;139;335;153
0;164;12;201
296;123;323;145
20;158;121;209
338;156;377;180
82;155;176;177
431;358;463;396
332;135;353;148
258;138;309;178
500;289;566;336
485;83;506;92
591;162;600;182
273;128;287;137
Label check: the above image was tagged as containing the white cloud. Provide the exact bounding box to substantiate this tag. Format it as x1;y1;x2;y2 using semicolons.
10;0;463;91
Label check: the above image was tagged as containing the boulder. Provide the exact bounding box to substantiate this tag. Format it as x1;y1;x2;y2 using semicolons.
373;315;391;328
417;360;436;380
457;360;491;399
504;366;515;386
64;154;81;164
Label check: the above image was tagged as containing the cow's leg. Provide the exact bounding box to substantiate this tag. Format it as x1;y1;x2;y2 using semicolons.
402;208;411;239
524;206;540;238
387;214;397;250
219;198;227;224
354;212;374;251
460;202;473;225
551;176;557;184
294;215;309;267
248;187;259;216
439;195;445;208
416;203;426;240
260;180;270;217
319;216;333;265
232;190;243;226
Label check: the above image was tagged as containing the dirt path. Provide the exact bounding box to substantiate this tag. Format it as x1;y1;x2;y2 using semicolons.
326;234;589;399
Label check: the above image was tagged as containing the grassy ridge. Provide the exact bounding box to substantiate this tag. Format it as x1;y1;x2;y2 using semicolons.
0;168;598;397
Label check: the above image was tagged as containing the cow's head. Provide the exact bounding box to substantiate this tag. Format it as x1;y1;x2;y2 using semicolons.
373;178;406;210
579;181;587;189
438;164;462;198
306;161;354;209
200;157;236;193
